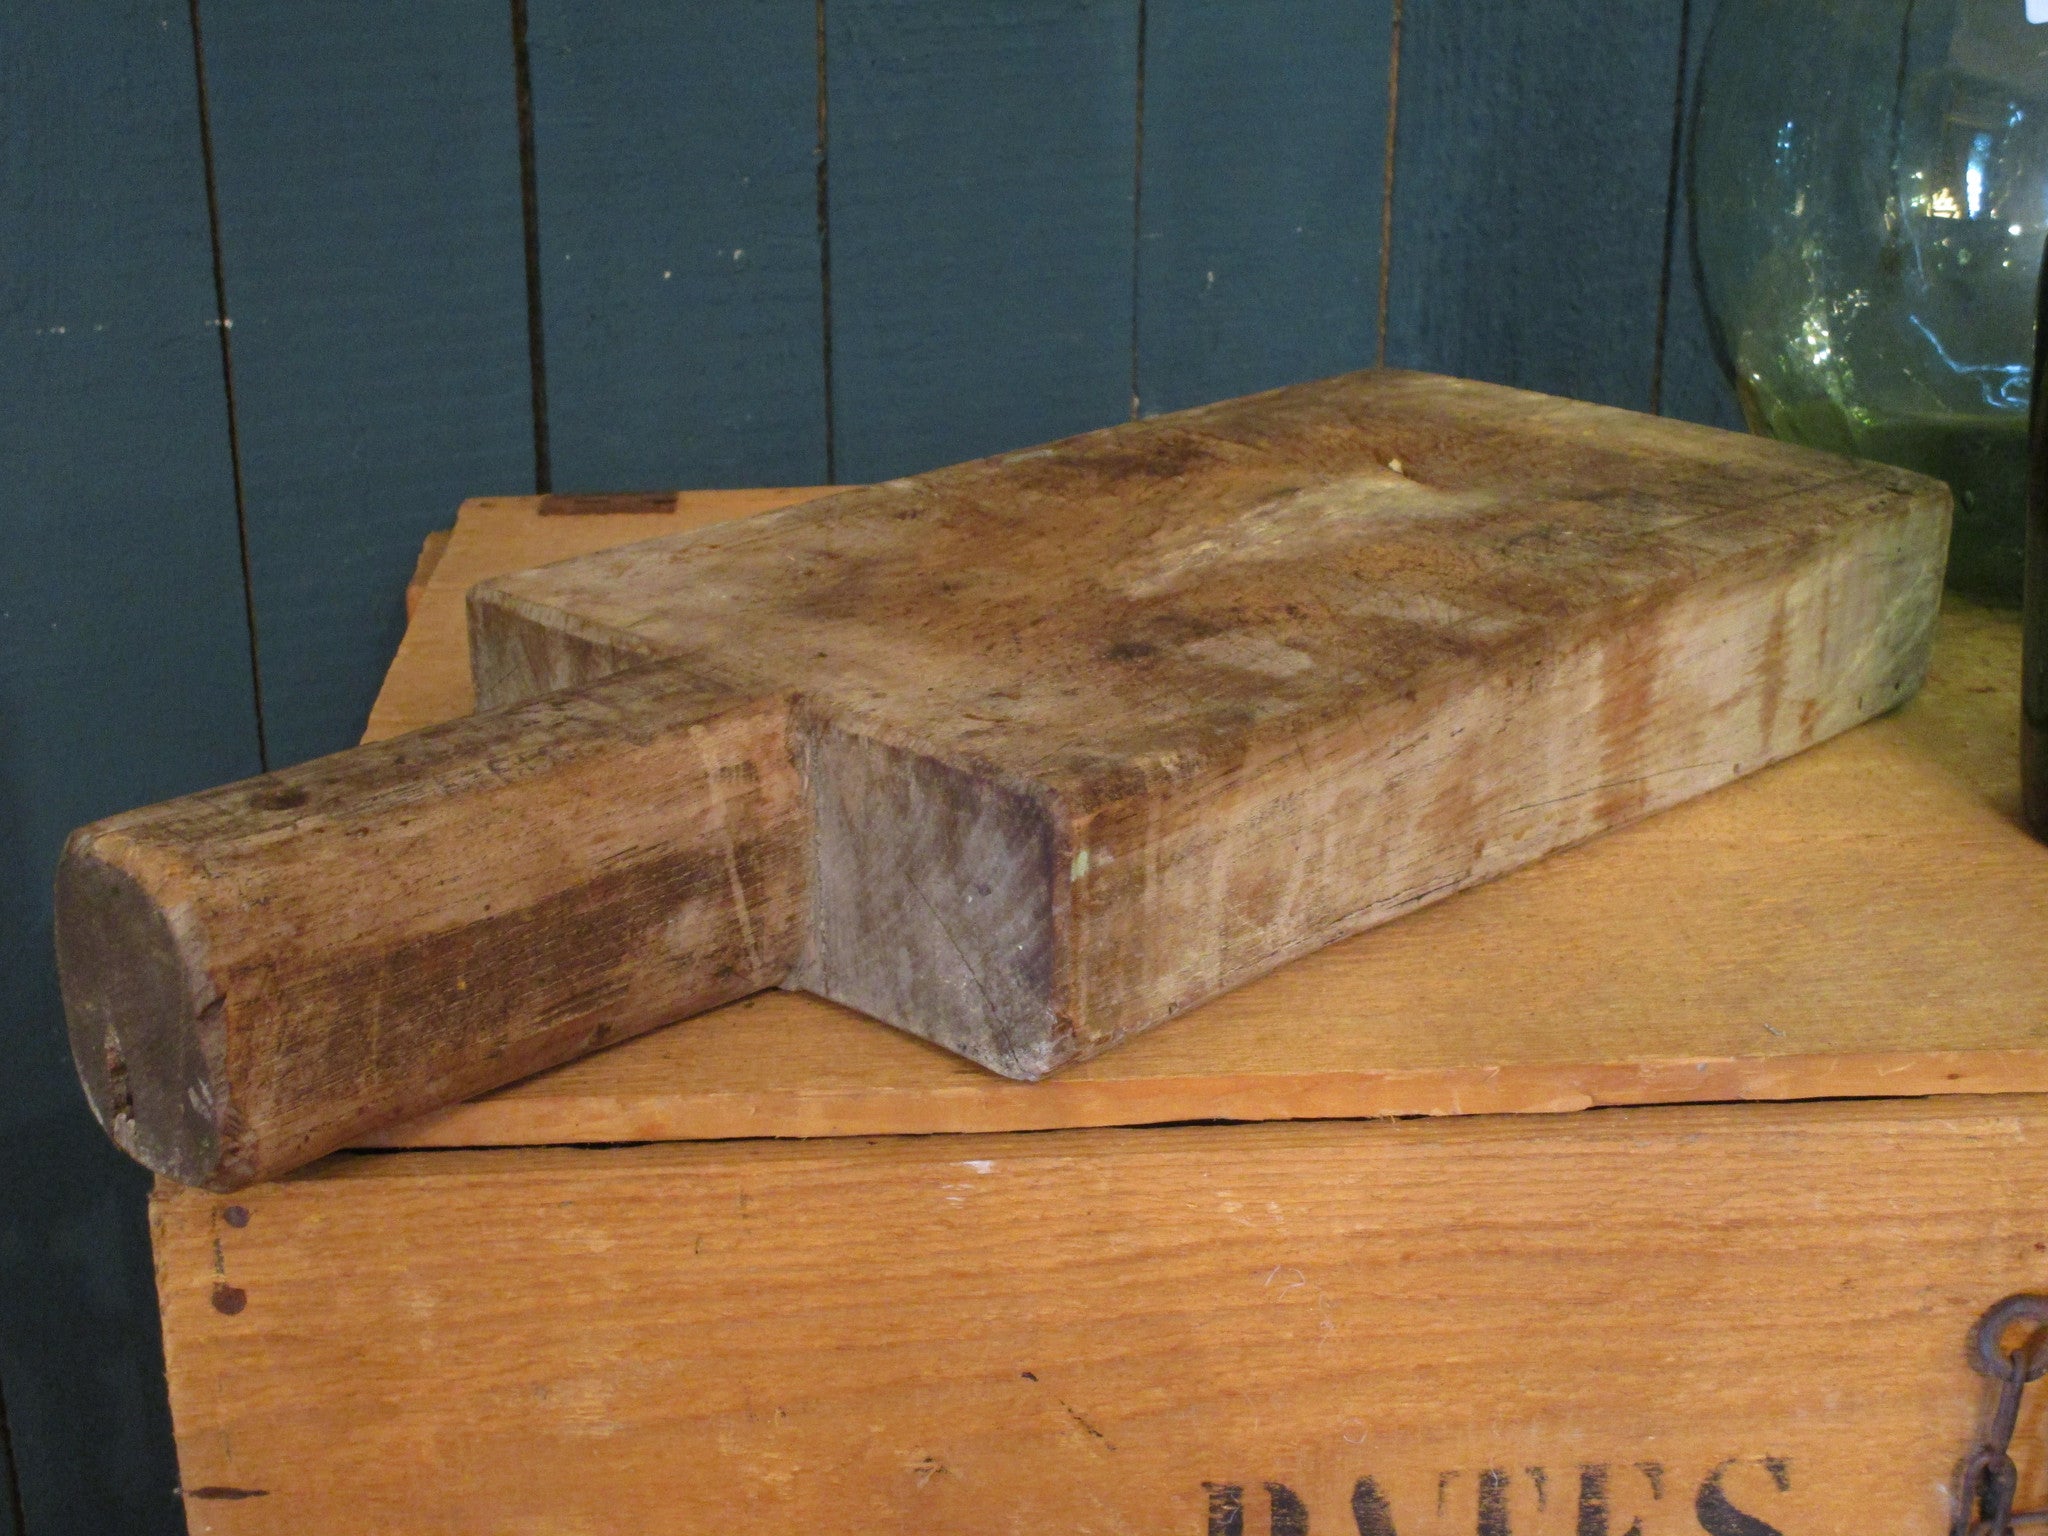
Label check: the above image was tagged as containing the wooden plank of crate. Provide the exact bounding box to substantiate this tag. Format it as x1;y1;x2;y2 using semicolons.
825;0;1141;481
159;1095;2048;1534
198;0;535;765
1384;0;1687;411
525;0;828;491
356;491;2048;1150
0;4;262;1529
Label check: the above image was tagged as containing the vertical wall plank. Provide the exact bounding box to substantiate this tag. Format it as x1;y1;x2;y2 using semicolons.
527;1;827;492
1657;0;1745;430
1385;0;1687;410
201;0;535;766
0;3;259;1532
827;0;1140;482
1136;0;1391;416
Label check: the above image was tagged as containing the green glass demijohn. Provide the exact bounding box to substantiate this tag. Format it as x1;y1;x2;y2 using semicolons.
1693;0;2048;606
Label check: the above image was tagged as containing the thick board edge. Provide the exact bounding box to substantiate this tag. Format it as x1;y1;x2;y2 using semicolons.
1054;497;1943;1056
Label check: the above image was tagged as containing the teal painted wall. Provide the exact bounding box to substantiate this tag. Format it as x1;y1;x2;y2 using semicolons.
0;3;1735;1530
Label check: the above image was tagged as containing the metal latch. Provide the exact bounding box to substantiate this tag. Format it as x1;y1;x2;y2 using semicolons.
1957;1295;2048;1536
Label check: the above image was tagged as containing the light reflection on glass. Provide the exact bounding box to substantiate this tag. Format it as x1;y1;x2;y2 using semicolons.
1694;0;2048;604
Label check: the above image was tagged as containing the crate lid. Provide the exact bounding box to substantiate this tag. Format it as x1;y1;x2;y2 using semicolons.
357;489;2048;1153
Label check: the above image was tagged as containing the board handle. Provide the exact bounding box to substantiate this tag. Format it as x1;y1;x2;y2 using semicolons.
55;663;806;1191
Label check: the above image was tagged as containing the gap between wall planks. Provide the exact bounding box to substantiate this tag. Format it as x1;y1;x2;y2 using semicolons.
195;0;535;769
1384;0;1689;409
358;492;2048;1155
523;1;828;494
1658;0;1748;431
1134;0;1391;415
824;0;1144;482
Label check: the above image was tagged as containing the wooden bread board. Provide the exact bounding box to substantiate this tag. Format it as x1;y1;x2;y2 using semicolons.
62;371;1956;1190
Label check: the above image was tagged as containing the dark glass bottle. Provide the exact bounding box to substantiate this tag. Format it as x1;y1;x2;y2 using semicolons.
2025;239;2048;839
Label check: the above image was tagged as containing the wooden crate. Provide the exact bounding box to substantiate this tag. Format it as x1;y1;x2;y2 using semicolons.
153;492;2048;1535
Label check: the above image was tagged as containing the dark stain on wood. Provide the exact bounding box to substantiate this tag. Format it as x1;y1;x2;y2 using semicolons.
245;782;310;813
1758;591;1789;748
1595;614;1661;825
538;493;681;517
209;1283;246;1316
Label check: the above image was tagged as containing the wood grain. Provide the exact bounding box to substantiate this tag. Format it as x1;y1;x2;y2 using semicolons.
825;0;1140;480
0;4;259;1529
199;0;534;765
367;488;2043;1152
1384;0;1686;411
525;0;827;490
1135;0;1390;415
158;1095;2048;1534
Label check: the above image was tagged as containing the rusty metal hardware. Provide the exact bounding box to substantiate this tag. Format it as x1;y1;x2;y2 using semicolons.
1956;1295;2048;1536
